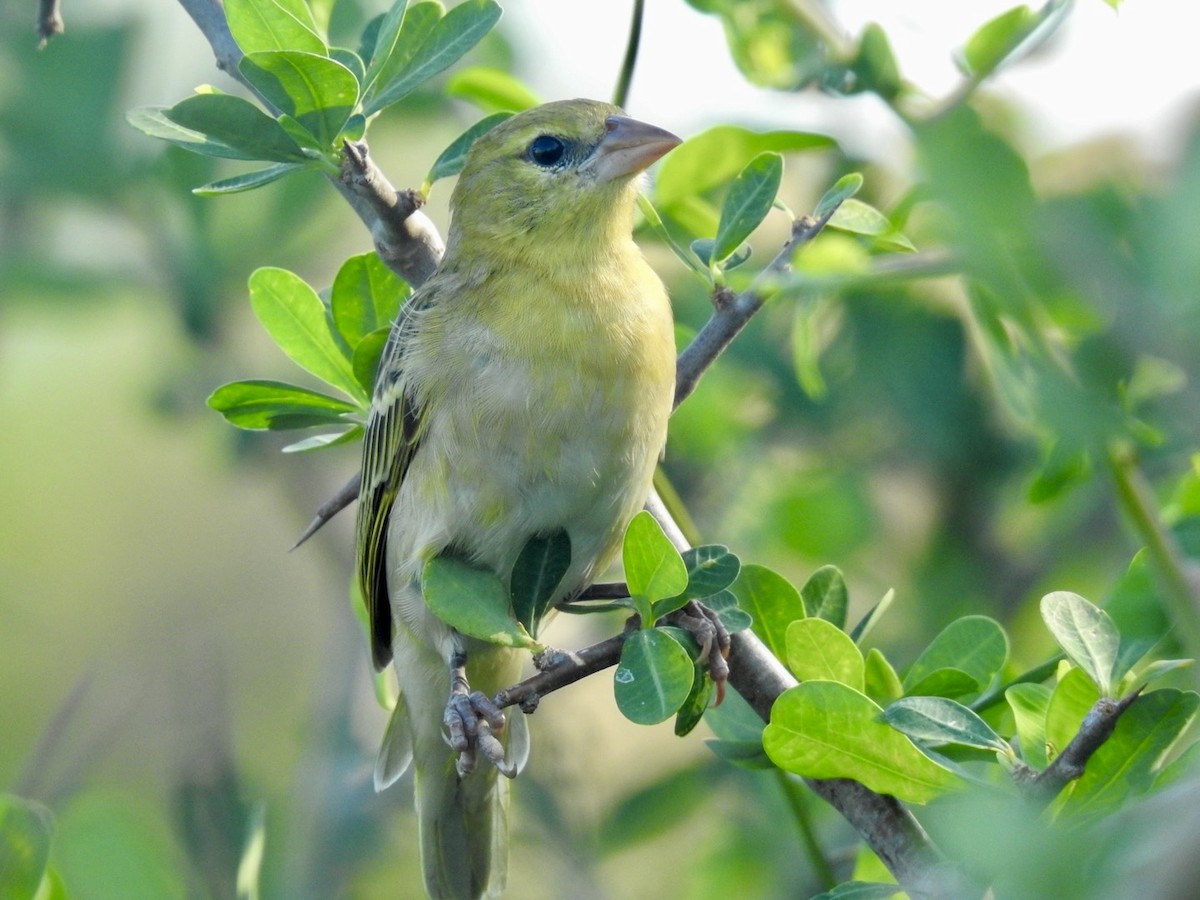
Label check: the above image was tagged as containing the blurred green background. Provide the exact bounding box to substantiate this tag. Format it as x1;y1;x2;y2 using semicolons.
5;1;1200;898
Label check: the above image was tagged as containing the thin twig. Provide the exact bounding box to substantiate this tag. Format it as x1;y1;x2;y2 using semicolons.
1026;689;1144;803
611;0;644;109
36;0;64;47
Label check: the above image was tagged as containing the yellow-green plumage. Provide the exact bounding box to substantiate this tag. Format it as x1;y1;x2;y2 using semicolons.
355;99;678;899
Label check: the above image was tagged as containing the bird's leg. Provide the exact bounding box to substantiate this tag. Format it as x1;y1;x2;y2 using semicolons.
443;649;514;778
667;600;732;704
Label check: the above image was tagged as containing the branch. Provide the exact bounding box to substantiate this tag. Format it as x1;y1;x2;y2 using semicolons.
36;0;64;47
1025;689;1144;804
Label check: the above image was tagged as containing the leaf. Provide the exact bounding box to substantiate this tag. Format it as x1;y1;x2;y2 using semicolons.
363;0;410;88
224;0;326;56
654;125;834;211
801;564;848;629
702;588;752;634
705;739;773;770
445;65;539;113
1040;591;1120;695
690;238;750;270
614;629;695;725
812;883;903;900
960;4;1038;78
679;544;742;599
1045;666;1100;763
622;511;688;606
192;163;307;195
510;530;571;637
903;667;982;700
351;327;391;396
0;794;54;900
785;618;864;691
674;670;714;737
813;172;863;220
281;426;362;452
163;94;310;163
1105;551;1170;683
207;379;360;430
365;0;502;116
126;107;267;161
864;647;903;704
239;51;359;149
850;588;894;644
764;682;959;804
425;111;513;186
1063;689;1200;818
712;152;783;265
903;615;1009;697
884;696;1009;753
421;556;541;650
1006;682;1052;770
728;563;804;661
248;267;366;403
330;252;410;348
828;198;915;250
365;0;442;101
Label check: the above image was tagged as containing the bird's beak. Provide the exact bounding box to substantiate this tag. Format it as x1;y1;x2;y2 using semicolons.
589;115;682;184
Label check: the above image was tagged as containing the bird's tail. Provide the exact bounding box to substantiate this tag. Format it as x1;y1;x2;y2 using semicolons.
415;748;511;900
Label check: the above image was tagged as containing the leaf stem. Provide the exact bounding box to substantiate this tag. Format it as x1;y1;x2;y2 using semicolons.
612;0;645;109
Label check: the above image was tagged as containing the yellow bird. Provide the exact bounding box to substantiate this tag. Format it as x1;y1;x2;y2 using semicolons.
355;98;680;899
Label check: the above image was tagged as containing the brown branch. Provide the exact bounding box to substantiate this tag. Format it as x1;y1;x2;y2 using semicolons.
36;0;64;47
1026;689;1144;804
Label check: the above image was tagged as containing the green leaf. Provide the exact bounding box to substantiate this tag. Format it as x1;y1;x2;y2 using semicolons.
1106;551;1170;682
1045;666;1101;763
510;530;571;637
801;564;848;629
330;252;410;348
614;629;695;725
224;0;326;56
365;1;442;101
351;327;391;395
654;125;834;211
764;682;959;804
728;563;804;661
679;544;741;599
903;615;1009;697
813;173;863;220
1063;689;1200;818
884;696;1009;753
1040;591;1120;695
702;588;752;633
785;618;864;691
239;51;359;149
192;162;307;195
690;238;751;270
363;0;410;88
126;107;266;161
446;65;540;113
207;379;360;430
365;0;502;116
712;152;783;266
421;556;541;650
960;5;1038;78
622;511;688;606
852;22;902;100
705;739;772;770
850;588;894;644
163;94;310;163
828;198;915;250
904;667;982;700
248;267;366;403
1006;682;1052;770
812;883;902;900
281;426;362;452
426;111;513;187
0;794;54;900
864;647;903;705
674;670;714;737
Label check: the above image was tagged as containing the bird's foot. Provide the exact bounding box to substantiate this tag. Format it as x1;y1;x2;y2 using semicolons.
444;655;513;778
668;600;731;705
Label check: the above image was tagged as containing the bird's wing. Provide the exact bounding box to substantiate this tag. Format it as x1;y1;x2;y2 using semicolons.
356;287;435;671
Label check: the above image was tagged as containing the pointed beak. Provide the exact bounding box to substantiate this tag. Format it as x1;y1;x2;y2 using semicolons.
589;115;682;184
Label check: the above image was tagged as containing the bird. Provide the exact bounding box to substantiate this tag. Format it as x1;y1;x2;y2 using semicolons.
354;98;680;899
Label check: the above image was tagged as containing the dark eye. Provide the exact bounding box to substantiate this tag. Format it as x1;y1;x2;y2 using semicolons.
528;135;566;167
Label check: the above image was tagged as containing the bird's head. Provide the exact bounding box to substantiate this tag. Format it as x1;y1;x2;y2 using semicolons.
446;98;680;259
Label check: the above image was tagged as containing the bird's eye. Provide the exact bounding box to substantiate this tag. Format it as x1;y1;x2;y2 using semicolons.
528;135;566;167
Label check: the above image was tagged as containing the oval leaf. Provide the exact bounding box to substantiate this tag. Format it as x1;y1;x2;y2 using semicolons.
903;615;1008;696
1006;682;1053;770
884;696;1008;752
510;529;571;637
1041;591;1120;696
728;564;805;661
248;267;366;403
421;556;540;650
426;111;513;186
623;511;688;605
224;0;326;56
207;379;359;430
614;629;695;725
446;65;540;113
785;618;864;691
331;252;410;348
764;681;959;804
192;162;306;195
239;50;359;149
163;94;309;162
801;564;848;629
712;151;783;265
